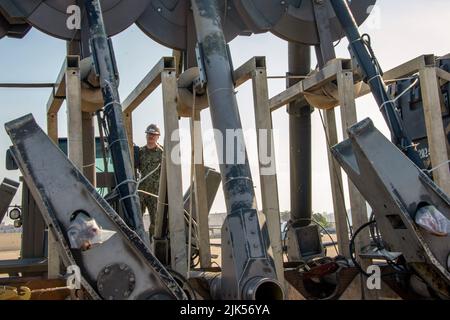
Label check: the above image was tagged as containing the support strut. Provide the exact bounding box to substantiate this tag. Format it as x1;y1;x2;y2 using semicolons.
190;0;284;300
329;0;425;169
84;0;148;245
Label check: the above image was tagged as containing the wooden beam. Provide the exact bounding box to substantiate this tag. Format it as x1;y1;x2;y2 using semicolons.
436;67;450;85
251;67;285;286
82;112;96;185
323;107;351;258
46;104;59;280
122;57;176;114
302;59;349;92
337;71;378;300
233;56;266;88
190;111;212;268
161;70;188;276
419;67;450;195
269;81;305;112
65;56;83;170
357;54;436;98
268;59;349;112
154;155;167;239
46;113;58;143
47;57;71;114
269;54;436;113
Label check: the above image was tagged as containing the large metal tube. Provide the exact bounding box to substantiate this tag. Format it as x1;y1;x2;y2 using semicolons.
288;42;313;227
190;0;283;300
329;0;425;169
190;0;256;213
84;0;148;245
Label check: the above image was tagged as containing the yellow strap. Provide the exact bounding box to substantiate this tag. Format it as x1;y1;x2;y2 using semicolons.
0;286;31;300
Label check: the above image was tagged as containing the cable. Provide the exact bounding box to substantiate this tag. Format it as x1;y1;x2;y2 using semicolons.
349;220;375;277
318;109;354;237
283;217;340;258
350;219;410;278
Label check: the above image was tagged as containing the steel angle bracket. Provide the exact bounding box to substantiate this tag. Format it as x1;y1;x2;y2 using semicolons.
5;114;187;300
331;118;450;298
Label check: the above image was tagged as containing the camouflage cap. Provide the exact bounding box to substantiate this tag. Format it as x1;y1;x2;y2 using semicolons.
145;124;160;135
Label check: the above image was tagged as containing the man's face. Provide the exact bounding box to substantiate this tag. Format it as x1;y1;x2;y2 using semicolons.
146;133;160;145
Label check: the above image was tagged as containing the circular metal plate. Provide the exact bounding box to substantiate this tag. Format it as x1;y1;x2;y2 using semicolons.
234;0;291;33
97;264;136;300
235;0;376;45
136;0;251;50
16;0;150;40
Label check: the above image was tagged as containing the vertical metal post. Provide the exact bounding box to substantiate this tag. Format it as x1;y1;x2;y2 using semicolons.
83;0;148;245
288;43;313;226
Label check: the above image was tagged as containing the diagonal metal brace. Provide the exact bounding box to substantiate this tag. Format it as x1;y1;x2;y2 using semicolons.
5;114;187;300
331;118;450;298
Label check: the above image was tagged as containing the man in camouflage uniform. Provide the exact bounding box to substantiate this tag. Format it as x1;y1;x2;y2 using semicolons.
138;124;163;239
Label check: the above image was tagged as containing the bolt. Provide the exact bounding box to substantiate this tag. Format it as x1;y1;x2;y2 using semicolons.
124;291;130;298
157;7;162;12
104;268;110;274
129;276;135;283
120;264;126;271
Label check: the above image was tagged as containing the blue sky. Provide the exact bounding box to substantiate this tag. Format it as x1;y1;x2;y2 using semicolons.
1;0;450;224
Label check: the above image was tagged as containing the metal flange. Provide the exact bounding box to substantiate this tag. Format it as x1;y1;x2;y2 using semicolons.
234;0;376;45
97;263;136;300
2;0;150;40
136;0;251;51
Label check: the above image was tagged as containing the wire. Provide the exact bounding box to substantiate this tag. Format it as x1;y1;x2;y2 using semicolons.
318;109;354;237
349;220;375;277
283;217;340;259
350;219;410;278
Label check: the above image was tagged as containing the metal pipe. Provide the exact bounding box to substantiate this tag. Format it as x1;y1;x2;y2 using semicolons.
83;0;148;245
329;0;425;169
190;0;283;300
288;42;313;227
190;0;256;214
